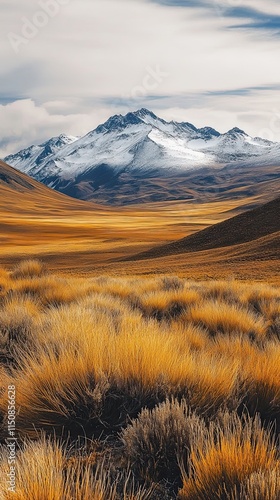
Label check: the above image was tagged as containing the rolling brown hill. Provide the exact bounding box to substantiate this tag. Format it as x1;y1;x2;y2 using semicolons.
127;196;280;261
1;159;278;282
0;160;246;270
0;159;102;209
103;196;279;283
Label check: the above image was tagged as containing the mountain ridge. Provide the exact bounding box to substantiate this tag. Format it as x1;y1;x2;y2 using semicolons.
4;109;280;205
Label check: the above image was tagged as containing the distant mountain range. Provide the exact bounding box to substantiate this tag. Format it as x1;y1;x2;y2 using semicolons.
4;109;280;204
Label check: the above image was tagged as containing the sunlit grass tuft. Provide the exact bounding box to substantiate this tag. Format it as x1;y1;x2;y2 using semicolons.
179;414;279;500
185;300;269;340
236;466;280;500
0;437;155;499
11;259;47;280
0;262;279;497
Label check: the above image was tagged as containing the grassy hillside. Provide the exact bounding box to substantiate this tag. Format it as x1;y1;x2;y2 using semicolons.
128;196;280;260
0;160;251;272
111;196;280;284
0;261;279;499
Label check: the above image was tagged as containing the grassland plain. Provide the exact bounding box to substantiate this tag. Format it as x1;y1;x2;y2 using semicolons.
1;159;277;280
0;260;279;499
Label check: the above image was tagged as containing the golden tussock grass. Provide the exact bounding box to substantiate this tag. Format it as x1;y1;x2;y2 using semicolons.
0;268;11;286
137;289;201;320
184;300;269;339
241;341;280;420
0;269;12;303
236;466;280;500
0;261;279;498
13;275;97;307
0;294;42;365
11;259;47;280
0;437;155;500
179;414;279;500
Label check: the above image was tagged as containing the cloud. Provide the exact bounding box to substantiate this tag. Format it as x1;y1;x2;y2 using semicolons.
149;0;207;6
115;85;280;141
0;0;279;153
206;83;280;97
225;6;280;34
149;0;280;35
0;99;116;156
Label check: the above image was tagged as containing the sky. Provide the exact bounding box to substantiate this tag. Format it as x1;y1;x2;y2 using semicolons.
0;0;280;155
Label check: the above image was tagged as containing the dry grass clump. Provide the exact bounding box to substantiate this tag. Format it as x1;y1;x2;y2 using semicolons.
11;259;47;280
0;294;42;365
260;299;280;321
236;467;280;500
200;280;241;303
0;262;279;497
161;276;184;291
138;289;201;320
93;279;138;300
0;438;66;500
0;345;110;439
121;399;203;486
241;341;280;424
178;413;279;500
204;334;280;424
0;437;155;500
171;322;209;353
41;279;87;307
269;317;280;339
238;283;280;310
260;300;280;339
0;268;11;298
0;303;239;439
0;307;172;437
13;275;95;307
184;300;269;340
0;295;41;338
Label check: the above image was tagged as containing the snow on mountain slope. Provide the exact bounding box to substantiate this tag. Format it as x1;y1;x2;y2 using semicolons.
4;134;78;175
3;109;280;204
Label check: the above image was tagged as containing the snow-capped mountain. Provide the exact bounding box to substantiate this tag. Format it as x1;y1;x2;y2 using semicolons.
4;109;280;204
5;133;78;176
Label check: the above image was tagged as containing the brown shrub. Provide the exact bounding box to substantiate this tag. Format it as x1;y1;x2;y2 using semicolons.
122;398;204;487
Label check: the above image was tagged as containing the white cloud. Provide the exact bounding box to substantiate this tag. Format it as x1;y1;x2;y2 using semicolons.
158;91;280;141
0;0;279;153
0;99;116;156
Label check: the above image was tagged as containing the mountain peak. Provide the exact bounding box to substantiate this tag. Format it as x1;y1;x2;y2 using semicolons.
95;112;144;134
42;133;78;147
198;126;220;138
226;127;247;136
134;108;159;119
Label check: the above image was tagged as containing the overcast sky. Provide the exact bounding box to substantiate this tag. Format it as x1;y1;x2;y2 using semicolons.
0;0;280;155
